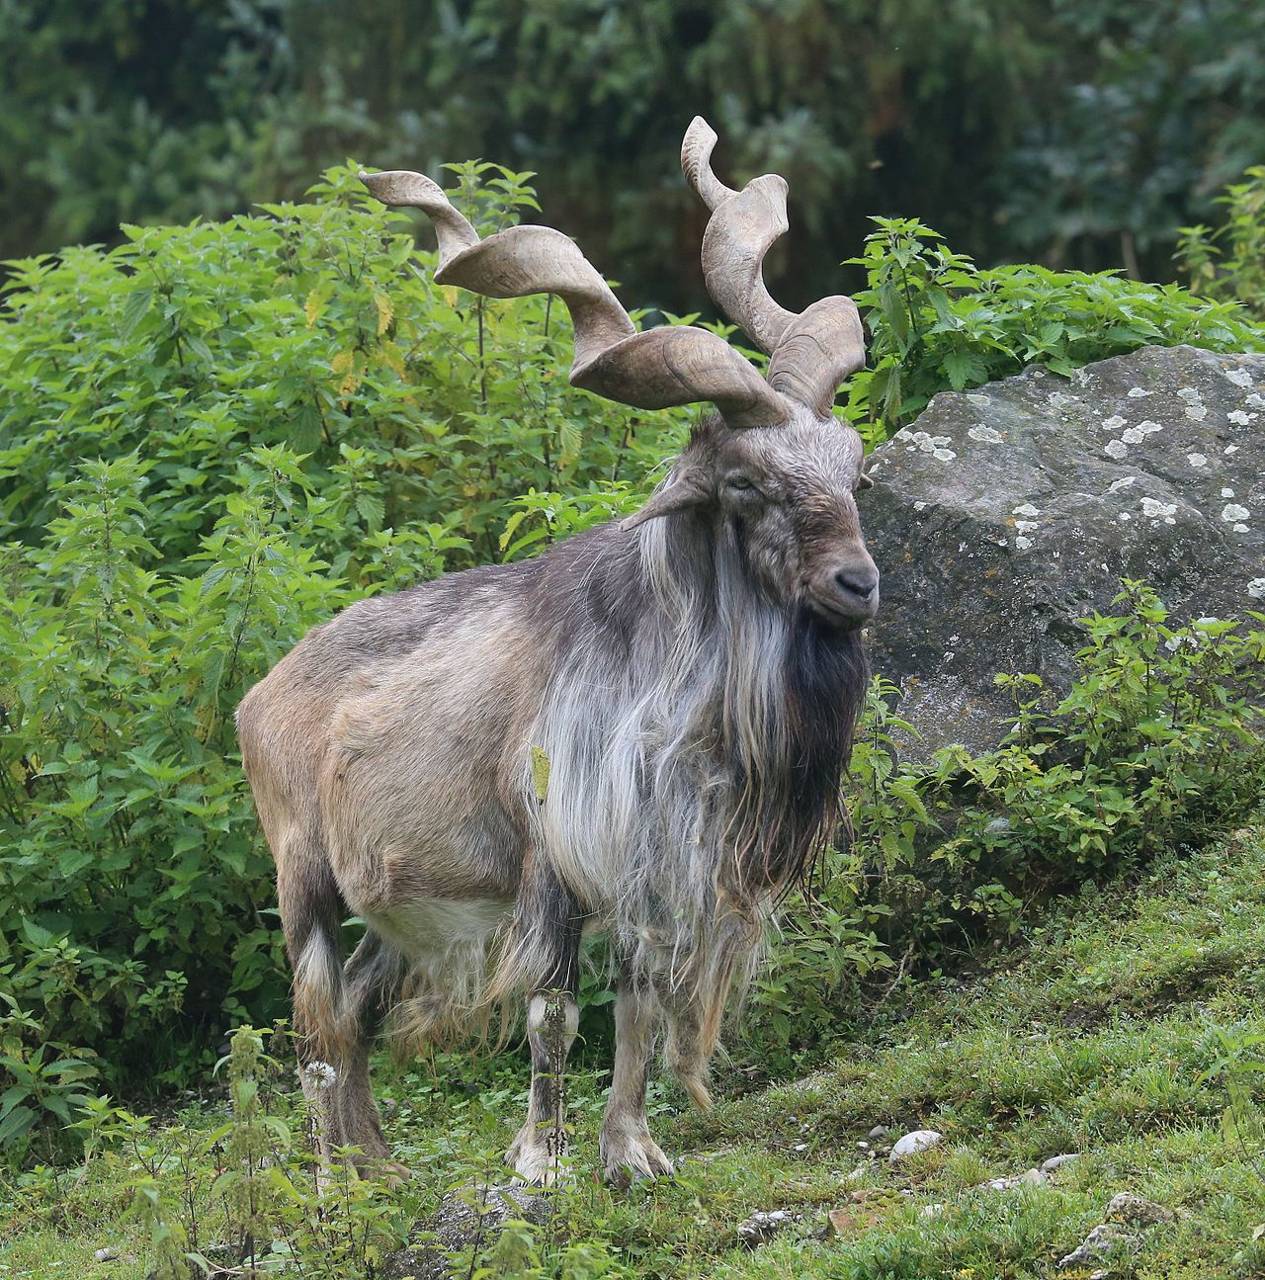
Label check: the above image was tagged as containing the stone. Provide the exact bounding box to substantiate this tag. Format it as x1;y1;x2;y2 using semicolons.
1105;1192;1175;1226
93;1248;119;1263
1057;1222;1138;1268
862;346;1265;753
737;1208;801;1246
980;1168;1047;1191
1041;1153;1081;1174
889;1129;943;1162
868;1124;891;1141
380;1181;552;1280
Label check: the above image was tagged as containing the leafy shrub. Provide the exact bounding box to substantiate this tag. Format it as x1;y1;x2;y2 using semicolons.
754;584;1265;1057
841;216;1265;439
4;161;1263;1154
0;164;683;1136
1178;166;1265;321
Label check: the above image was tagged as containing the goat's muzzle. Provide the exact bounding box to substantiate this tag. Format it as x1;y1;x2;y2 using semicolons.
807;551;880;628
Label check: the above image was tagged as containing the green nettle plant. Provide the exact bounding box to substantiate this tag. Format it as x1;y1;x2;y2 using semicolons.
1178;166;1265;321
2;160;1263;1156
752;585;1265;1056
0;163;686;1141
841;216;1265;440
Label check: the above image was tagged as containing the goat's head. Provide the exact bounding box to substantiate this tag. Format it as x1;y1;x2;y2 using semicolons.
361;117;877;628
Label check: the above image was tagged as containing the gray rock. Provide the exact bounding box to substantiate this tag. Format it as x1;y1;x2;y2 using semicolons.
862;346;1265;753
981;1168;1048;1191
381;1181;552;1280
1041;1153;1082;1174
867;1124;890;1141
1057;1222;1138;1268
93;1248;119;1263
737;1208;802;1246
1105;1192;1174;1225
889;1129;942;1162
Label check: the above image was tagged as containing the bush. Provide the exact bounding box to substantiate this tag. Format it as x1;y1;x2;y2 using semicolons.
0;164;684;1141
841;216;1265;439
3;164;1263;1155
754;584;1265;1058
1178;166;1265;321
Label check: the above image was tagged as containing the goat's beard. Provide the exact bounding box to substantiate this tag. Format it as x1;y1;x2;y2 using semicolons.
726;605;869;900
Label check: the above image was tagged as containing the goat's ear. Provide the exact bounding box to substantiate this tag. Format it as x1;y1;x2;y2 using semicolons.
620;469;712;531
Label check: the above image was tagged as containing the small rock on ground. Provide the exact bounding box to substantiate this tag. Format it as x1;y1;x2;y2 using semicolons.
889;1129;942;1162
1106;1192;1174;1226
381;1181;552;1280
94;1248;119;1263
981;1167;1048;1191
1041;1153;1081;1174
1058;1222;1138;1268
737;1208;801;1246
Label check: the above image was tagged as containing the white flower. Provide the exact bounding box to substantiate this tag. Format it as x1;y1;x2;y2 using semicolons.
300;1060;338;1090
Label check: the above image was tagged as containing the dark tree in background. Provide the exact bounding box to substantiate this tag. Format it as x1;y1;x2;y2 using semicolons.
2;0;1263;308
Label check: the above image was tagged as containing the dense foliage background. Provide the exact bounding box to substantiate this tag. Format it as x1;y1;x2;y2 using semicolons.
4;0;1265;306
2;153;1263;1158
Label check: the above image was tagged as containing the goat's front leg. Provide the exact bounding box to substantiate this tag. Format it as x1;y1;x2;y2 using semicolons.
505;869;582;1185
600;974;674;1186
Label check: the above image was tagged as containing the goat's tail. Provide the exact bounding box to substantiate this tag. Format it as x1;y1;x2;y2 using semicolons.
278;829;355;1069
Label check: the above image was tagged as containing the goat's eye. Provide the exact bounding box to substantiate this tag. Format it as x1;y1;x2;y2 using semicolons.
726;475;759;494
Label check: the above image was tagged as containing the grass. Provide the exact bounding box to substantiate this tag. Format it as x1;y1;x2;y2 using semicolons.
3;825;1264;1278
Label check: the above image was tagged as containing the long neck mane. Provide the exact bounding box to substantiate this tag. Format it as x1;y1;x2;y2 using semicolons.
635;508;868;897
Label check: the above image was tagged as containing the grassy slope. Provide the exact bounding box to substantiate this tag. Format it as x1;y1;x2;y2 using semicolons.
3;825;1264;1279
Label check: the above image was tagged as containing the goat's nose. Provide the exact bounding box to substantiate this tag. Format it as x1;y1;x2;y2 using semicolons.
835;567;878;601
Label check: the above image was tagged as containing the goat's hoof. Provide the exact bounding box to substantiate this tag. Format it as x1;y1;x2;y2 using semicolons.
506;1133;570;1187
600;1130;674;1188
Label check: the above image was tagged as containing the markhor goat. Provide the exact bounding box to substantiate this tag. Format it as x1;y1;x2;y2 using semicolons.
237;118;880;1186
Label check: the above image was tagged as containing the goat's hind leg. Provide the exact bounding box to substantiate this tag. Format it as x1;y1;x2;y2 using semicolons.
333;930;406;1175
505;867;583;1185
600;971;673;1186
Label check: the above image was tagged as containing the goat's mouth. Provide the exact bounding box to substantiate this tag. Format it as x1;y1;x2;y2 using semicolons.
804;593;877;631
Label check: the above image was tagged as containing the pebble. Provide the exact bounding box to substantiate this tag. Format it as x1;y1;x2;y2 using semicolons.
1057;1223;1137;1268
737;1208;800;1246
981;1168;1047;1191
889;1129;942;1162
1105;1192;1174;1225
93;1249;118;1263
867;1124;890;1141
1041;1153;1081;1173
